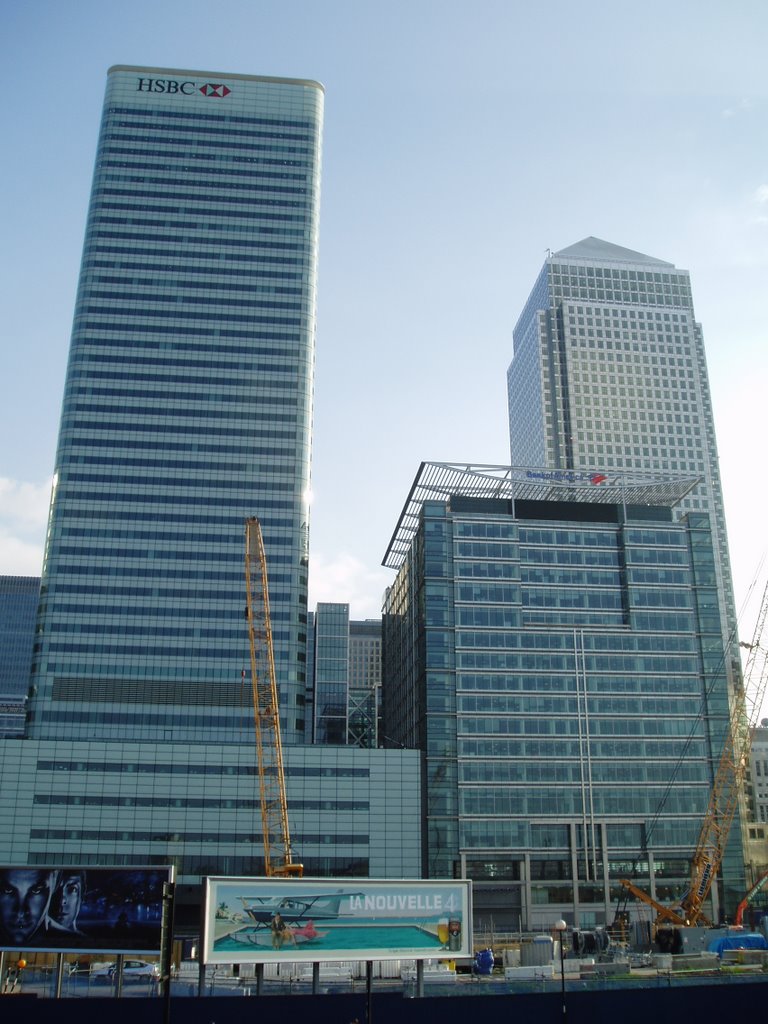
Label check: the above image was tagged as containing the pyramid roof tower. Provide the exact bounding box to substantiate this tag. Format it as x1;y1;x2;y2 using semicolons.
554;236;674;267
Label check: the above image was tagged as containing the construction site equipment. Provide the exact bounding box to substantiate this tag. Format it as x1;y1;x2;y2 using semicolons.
244;516;303;878
734;867;768;928
619;580;768;927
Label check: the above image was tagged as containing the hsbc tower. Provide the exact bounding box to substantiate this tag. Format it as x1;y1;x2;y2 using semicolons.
29;67;324;747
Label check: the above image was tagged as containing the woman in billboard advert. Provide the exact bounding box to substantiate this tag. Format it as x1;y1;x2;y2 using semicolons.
49;871;86;934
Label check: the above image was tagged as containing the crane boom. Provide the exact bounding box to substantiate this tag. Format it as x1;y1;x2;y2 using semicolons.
734;867;768;928
244;517;303;878
617;879;687;926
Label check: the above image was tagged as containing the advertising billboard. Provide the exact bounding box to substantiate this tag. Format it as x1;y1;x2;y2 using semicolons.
0;865;173;954
203;877;472;964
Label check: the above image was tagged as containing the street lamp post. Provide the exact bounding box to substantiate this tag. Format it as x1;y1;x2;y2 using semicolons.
554;919;567;1020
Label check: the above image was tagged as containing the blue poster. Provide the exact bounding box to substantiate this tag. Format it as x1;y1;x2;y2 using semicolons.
0;865;172;953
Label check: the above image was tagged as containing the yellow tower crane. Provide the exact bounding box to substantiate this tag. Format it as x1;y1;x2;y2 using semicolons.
244;516;303;878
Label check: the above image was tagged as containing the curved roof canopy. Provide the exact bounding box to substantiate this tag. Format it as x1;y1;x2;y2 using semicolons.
383;462;700;570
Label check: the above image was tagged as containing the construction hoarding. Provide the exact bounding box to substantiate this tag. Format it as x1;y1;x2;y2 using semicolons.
204;876;473;964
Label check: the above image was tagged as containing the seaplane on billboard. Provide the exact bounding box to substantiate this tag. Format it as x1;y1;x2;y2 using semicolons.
228;889;362;947
239;889;360;926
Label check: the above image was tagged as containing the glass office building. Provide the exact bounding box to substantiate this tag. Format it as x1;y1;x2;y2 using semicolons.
507;238;738;670
382;463;744;930
0;577;39;737
348;619;382;748
311;603;351;744
0;737;421;882
308;605;382;747
0;577;39;699
28;67;323;745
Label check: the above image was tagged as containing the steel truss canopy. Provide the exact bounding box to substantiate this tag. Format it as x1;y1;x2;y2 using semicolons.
383;462;700;570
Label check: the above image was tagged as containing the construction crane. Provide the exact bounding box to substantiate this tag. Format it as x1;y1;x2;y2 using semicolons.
619;579;768;927
244;516;303;878
733;867;768;928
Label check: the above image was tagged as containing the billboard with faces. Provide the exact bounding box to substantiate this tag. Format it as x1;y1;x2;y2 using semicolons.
0;866;173;953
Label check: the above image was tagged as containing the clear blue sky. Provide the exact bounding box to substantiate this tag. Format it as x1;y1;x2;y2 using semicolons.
1;0;767;649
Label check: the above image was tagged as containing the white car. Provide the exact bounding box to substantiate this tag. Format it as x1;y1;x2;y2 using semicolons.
92;960;159;981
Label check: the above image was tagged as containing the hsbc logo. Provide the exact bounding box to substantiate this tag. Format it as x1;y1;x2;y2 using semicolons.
136;78;195;94
136;78;232;98
199;83;231;98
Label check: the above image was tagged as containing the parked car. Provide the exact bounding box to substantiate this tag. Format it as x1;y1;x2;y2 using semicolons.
92;960;159;981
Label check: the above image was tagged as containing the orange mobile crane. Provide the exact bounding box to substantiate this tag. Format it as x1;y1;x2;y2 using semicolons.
733;867;768;928
619;580;768;927
244;517;303;878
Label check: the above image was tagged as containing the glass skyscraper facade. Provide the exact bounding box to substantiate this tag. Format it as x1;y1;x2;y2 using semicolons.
382;463;743;931
28;67;323;745
308;606;382;747
348;619;382;748
0;577;39;737
507;238;738;668
311;603;351;744
0;577;39;699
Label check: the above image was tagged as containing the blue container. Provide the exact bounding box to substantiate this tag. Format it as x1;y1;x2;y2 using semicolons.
474;948;494;975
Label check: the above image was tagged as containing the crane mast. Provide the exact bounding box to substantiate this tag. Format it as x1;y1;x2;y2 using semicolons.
620;580;768;926
244;517;303;878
